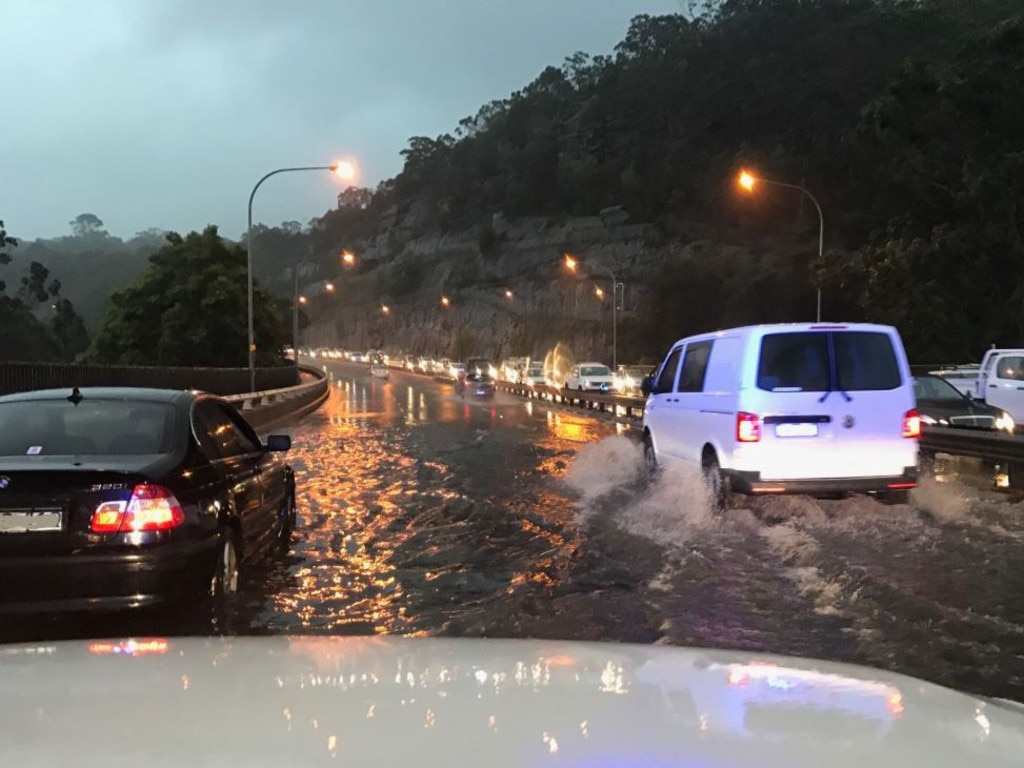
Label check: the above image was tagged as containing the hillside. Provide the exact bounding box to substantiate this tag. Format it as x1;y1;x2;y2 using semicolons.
261;0;1023;365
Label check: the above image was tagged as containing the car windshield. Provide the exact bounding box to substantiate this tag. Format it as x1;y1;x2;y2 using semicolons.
0;399;175;455
5;1;1024;747
915;376;967;402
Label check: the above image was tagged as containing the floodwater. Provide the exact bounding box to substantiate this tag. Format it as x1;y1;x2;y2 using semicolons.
11;361;1024;703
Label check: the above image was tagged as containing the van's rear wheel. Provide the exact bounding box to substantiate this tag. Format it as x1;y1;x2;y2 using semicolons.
702;453;730;510
643;434;658;475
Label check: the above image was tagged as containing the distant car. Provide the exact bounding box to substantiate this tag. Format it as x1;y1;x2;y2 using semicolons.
416;357;432;373
914;374;1014;432
448;362;466;380
565;363;615;392
463;357;495;379
614;365;651;396
0;387;295;614
458;370;496;399
404;356;417;371
519;366;546;386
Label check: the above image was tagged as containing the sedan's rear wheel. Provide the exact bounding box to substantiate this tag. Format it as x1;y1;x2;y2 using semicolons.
211;528;239;598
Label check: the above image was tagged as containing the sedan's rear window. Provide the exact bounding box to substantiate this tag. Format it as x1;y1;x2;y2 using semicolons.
0;399;176;456
758;331;901;392
581;366;611;376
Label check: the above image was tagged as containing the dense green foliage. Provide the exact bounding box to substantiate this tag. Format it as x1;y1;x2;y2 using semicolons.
85;227;287;367
0;220;91;362
383;0;1023;361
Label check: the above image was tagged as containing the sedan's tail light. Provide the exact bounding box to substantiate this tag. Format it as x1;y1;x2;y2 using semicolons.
736;412;761;443
902;409;921;439
90;484;185;533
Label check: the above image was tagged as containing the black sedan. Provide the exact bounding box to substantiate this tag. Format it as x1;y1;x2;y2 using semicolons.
0;387;296;613
914;374;1015;432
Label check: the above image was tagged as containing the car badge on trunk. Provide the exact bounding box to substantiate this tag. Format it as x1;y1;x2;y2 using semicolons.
0;476;10;489
842;415;855;429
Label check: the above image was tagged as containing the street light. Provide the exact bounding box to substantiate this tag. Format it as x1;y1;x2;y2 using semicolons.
504;289;514;300
563;254;623;372
440;295;451;308
737;169;825;322
381;304;390;315
325;282;335;292
341;249;356;266
246;161;355;392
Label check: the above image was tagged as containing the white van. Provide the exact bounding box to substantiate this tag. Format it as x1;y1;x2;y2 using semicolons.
641;323;919;501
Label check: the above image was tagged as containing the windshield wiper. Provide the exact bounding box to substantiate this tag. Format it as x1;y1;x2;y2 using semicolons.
818;387;852;404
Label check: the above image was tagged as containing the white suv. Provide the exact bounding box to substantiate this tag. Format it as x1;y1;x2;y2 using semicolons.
641;323;919;502
565;363;615;392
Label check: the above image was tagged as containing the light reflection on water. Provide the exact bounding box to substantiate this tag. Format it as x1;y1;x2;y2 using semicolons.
242;372;620;637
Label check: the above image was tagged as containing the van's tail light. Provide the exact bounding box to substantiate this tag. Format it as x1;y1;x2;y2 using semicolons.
91;484;185;533
736;412;761;443
902;409;921;439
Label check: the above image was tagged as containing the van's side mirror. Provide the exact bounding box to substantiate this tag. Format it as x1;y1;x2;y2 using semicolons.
265;434;292;452
640;375;655;396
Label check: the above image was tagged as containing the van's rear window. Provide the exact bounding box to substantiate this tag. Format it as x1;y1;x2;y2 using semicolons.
0;400;176;456
757;332;900;392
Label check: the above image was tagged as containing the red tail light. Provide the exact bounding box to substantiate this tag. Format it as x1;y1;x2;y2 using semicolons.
90;484;185;533
736;412;761;443
902;409;921;439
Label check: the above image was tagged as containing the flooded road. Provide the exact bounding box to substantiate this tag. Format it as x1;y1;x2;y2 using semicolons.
14;361;1024;703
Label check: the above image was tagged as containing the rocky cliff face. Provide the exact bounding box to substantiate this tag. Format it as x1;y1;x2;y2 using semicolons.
302;211;744;370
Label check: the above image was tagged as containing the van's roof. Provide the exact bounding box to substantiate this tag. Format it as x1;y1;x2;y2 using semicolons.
675;322;898;343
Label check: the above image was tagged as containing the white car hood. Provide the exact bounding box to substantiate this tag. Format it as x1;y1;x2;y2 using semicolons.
0;637;1021;766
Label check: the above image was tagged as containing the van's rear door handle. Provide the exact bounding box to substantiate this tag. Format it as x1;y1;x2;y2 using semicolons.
990;384;997;388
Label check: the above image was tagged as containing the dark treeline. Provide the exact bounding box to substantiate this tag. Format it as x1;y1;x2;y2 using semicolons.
385;0;1024;362
8;0;1021;366
253;0;1024;363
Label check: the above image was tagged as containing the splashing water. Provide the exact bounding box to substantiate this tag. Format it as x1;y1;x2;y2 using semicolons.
759;524;821;566
564;436;644;504
566;437;719;547
542;342;575;387
912;476;973;523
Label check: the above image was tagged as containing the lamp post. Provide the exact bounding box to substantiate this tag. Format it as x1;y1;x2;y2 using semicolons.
246;161;356;392
738;170;825;322
564;254;623;372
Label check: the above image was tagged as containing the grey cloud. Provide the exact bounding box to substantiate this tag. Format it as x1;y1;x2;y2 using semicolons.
2;0;684;240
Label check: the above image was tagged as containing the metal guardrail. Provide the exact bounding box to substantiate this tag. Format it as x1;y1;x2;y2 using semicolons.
224;365;327;410
225;364;330;431
497;381;647;419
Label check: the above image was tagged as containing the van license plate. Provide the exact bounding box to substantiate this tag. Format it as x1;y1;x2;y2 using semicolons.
775;423;818;438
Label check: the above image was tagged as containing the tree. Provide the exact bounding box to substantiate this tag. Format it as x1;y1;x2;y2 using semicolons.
84;226;287;367
69;213;106;238
0;218;89;362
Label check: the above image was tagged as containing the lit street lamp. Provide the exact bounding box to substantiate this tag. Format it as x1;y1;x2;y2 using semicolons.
341;249;356;266
738;169;825;322
246;161;357;392
564;254;623;372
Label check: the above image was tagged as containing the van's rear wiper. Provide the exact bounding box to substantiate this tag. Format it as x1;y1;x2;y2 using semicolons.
818;386;852;404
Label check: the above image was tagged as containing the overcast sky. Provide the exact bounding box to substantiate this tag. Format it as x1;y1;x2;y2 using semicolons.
3;1;684;241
